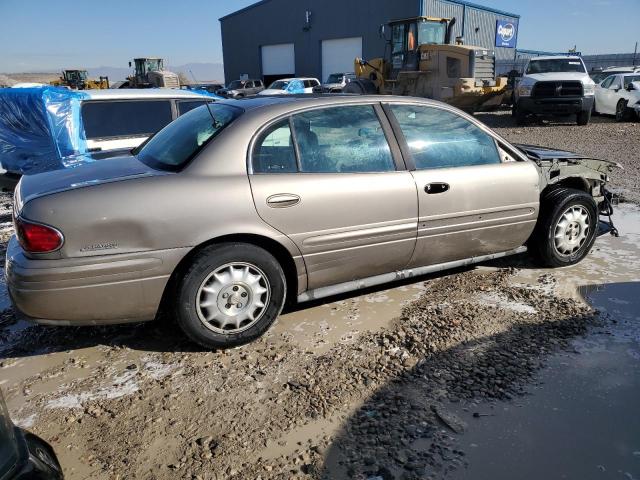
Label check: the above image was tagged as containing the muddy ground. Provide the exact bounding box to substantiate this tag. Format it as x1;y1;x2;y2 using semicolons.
1;113;639;480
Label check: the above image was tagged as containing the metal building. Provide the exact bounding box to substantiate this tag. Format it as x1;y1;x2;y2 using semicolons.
220;0;519;84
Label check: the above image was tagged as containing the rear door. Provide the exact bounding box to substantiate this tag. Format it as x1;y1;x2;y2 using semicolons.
81;99;173;151
385;103;539;268
249;103;418;290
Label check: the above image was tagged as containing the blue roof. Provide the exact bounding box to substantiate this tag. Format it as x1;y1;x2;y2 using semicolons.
221;0;519;22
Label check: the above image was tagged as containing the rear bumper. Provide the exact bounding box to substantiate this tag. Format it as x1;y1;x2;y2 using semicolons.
518;96;593;115
5;236;189;326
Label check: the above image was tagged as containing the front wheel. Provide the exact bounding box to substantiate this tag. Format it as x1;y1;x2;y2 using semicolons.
615;99;629;122
576;109;591;126
175;243;286;349
530;187;598;267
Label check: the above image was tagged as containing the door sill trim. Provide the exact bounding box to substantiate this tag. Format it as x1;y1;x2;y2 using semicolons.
297;246;527;303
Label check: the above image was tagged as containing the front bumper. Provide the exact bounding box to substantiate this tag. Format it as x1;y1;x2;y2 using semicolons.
5;236;189;326
518;95;594;115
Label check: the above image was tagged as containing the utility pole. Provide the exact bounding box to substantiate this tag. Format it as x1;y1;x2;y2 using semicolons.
634;41;638;67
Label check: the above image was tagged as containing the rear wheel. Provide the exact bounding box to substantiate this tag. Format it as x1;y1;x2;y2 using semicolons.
615;99;629;122
530;187;598;267
175;243;286;349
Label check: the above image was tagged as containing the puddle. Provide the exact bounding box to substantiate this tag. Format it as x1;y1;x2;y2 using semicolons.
448;203;640;479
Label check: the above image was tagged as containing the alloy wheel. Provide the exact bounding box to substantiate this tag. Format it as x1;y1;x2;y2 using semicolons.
553;205;590;256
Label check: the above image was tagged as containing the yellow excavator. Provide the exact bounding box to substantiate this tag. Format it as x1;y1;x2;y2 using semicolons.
345;16;507;111
50;70;109;90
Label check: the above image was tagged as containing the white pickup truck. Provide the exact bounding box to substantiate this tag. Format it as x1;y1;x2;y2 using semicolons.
513;56;596;126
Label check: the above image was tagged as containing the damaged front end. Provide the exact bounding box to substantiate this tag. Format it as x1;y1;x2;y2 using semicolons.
516;144;621;237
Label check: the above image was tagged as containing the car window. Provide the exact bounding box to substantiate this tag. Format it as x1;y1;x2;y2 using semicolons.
389;104;500;169
82;100;173;139
177;100;210;116
610;77;622;89
623;75;640;88
252;119;297;173
291;105;395;173
255;80;263;87
136;104;242;171
600;76;614;88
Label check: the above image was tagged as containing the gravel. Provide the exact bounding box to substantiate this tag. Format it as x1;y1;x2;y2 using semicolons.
476;110;640;204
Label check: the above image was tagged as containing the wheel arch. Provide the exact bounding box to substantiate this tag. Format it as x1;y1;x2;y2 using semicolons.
542;176;590;198
158;233;302;316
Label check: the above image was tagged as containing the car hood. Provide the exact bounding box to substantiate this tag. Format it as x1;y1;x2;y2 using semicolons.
521;72;592;84
16;154;168;211
515;143;621;174
259;89;287;95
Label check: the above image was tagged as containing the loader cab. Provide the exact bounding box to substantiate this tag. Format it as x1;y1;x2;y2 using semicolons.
389;17;449;74
62;70;88;89
133;58;164;80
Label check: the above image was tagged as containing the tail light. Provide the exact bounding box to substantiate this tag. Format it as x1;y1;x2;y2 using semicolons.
15;217;64;253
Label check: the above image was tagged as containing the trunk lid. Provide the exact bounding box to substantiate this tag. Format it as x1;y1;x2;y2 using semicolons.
16;155;168;212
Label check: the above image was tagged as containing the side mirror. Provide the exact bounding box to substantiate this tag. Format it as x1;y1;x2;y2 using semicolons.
627;83;635;91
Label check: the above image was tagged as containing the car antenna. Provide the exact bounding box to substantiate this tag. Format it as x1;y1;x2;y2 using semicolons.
189;69;221;128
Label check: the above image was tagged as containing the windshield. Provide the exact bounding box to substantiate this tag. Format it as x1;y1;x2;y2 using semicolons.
526;59;586;74
326;74;343;83
268;80;290;90
137;104;242;171
418;21;446;45
228;80;245;89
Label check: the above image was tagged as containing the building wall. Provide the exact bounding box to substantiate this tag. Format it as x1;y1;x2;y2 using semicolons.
421;0;518;61
220;0;419;83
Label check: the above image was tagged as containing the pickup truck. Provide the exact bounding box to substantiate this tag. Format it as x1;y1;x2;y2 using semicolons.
513;56;596;126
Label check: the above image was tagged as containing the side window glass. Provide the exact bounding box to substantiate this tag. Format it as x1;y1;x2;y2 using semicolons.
390;105;500;169
252;119;297;173
601;76;613;88
177;100;208;116
82;100;173;139
291;105;395;173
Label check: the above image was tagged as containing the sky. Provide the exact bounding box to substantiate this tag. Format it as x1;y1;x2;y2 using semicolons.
0;0;638;72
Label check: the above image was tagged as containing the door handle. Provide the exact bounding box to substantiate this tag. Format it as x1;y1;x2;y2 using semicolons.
266;193;300;208
425;183;449;194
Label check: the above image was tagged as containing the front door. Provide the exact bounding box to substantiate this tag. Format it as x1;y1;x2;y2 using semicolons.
249;104;418;290
385;103;540;268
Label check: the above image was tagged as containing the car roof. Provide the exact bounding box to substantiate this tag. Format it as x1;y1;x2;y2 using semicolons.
272;77;319;81
81;88;210;100
603;66;638;72
216;94;452;112
529;56;582;61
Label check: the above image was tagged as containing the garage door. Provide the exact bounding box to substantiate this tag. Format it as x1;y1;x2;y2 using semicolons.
321;37;362;84
261;43;295;84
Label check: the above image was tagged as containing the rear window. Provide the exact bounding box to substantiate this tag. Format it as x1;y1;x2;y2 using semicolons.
136;103;242;171
82;100;173;139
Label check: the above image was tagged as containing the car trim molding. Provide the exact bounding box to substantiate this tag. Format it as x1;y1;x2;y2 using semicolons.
297;246;527;302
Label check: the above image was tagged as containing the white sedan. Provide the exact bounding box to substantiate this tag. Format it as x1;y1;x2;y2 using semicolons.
594;73;640;121
259;78;320;95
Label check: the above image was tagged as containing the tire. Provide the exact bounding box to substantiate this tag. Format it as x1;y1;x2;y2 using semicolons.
615;99;629;122
529;187;598;268
513;104;527;125
576;109;591;126
174;243;286;349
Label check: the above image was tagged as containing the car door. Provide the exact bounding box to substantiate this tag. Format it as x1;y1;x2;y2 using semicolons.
603;76;622;114
384;103;540;268
595;76;614;114
249;103;418;290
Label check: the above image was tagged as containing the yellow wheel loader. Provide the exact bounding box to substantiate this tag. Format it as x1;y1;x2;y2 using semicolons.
50;70;109;90
345;16;507;111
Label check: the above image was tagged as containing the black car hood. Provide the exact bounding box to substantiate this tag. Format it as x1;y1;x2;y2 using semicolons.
16;154;168;209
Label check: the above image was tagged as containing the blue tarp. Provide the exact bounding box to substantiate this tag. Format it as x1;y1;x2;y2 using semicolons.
0;86;222;175
0;86;89;175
